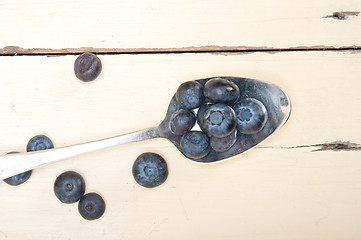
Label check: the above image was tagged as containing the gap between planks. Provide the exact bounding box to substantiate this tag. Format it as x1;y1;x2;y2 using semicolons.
0;45;361;56
257;141;361;152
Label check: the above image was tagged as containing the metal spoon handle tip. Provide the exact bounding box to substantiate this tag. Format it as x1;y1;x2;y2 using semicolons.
0;126;160;180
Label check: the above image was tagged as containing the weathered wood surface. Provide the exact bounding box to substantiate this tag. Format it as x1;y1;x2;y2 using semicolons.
0;0;360;51
0;52;360;239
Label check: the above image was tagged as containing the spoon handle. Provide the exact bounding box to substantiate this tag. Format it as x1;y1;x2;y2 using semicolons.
0;126;160;180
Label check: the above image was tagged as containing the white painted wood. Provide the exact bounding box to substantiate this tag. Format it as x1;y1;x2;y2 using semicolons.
0;52;360;239
0;0;360;49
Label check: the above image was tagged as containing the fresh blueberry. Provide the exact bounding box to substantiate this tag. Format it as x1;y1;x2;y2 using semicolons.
3;152;32;186
27;135;54;152
196;103;211;132
169;109;196;135
6;135;54;186
74;53;102;82
175;81;204;109
201;103;236;138
78;192;106;220
54;171;85;204
234;98;268;134
204;78;240;105
210;129;237;152
180;131;211;160
132;152;168;188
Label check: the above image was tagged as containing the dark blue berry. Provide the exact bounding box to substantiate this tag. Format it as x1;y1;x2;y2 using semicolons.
132;152;168;188
54;171;85;204
27;135;54;152
6;135;54;185
204;78;240;105
180;131;211;159
3;152;32;186
234;98;268;134
196;104;211;132
210;129;237;152
201;103;236;138
175;81;204;109
74;53;102;82
169;109;196;135
6;135;54;186
78;193;106;220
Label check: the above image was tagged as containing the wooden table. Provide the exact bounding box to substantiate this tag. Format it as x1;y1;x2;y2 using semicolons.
0;0;360;239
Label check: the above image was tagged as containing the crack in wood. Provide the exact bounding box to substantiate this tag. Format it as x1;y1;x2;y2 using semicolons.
0;45;360;56
258;141;361;152
324;11;360;20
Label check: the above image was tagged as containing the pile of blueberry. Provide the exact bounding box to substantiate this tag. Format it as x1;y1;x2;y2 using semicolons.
170;77;268;160
54;171;105;221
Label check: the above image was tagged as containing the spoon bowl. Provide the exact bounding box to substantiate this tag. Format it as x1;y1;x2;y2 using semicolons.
0;76;290;179
158;76;291;162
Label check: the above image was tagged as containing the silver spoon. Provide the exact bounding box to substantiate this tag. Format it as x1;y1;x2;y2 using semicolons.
0;76;291;179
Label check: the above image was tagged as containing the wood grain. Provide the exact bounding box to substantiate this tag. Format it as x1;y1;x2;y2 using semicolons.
0;52;360;239
0;45;360;56
0;0;360;50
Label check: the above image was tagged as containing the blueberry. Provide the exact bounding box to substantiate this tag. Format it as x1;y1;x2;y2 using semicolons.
196;104;211;132
204;78;240;105
169;109;196;135
234;98;268;134
54;171;85;204
27;135;54;152
3;152;32;186
175;81;204;109
78;193;106;220
6;135;54;186
210;129;237;152
132;152;168;188
201;103;236;138
74;53;102;82
180;131;211;160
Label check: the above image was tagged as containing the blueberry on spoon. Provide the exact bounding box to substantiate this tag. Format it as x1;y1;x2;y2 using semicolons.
210;129;237;152
204;78;240;105
169;109;196;135
234;98;268;134
175;81;204;109
201;103;237;138
196;103;211;132
180;131;211;160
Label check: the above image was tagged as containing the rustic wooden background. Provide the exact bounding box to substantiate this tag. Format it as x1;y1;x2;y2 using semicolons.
0;0;360;239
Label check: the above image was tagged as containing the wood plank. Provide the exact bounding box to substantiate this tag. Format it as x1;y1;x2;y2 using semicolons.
0;52;360;239
0;0;360;50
